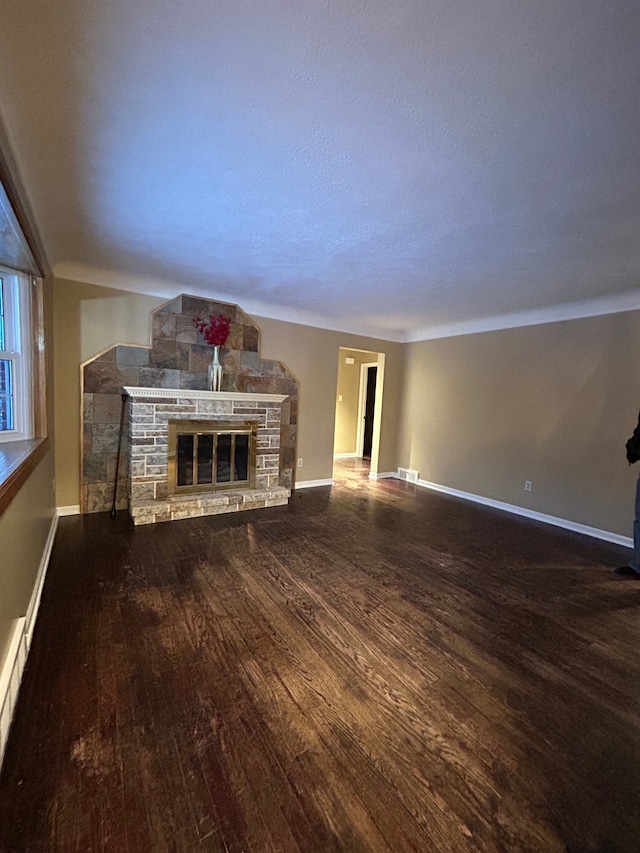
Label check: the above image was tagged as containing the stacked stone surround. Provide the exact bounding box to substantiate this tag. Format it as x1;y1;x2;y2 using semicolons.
126;388;290;525
81;295;298;513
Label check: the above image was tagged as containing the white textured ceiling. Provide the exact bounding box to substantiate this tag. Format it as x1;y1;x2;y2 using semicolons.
1;0;639;340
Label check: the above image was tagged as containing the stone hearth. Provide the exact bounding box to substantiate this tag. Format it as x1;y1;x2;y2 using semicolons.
125;387;291;525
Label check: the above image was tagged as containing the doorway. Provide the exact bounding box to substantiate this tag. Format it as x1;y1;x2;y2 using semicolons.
358;363;378;459
333;348;384;476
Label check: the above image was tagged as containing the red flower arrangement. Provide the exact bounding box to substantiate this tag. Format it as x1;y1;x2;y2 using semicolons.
193;314;232;347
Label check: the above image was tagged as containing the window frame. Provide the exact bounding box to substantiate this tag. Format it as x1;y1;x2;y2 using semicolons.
0;267;34;442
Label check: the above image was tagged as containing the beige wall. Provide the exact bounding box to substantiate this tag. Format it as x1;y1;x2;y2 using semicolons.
53;278;405;504
53;280;165;507
398;311;640;537
0;452;55;666
333;348;379;455
0;278;56;673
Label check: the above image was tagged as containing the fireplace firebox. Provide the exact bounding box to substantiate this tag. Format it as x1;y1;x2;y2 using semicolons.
168;420;257;495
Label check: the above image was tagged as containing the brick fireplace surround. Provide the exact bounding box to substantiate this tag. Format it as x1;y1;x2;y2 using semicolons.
125;387;291;525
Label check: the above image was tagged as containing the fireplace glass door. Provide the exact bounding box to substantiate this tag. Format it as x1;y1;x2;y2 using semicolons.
168;420;256;495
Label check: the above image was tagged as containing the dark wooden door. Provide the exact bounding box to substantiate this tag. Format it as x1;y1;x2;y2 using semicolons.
362;366;377;458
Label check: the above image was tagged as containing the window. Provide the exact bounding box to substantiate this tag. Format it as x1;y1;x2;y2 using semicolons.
0;266;33;441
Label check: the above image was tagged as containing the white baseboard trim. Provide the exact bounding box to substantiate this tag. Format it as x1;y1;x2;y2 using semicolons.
26;513;58;647
416;478;633;548
56;505;80;516
369;471;397;480
0;618;27;770
295;479;334;490
1;512;58;769
333;453;358;459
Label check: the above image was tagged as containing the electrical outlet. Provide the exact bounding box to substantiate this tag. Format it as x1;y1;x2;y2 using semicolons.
297;458;303;467
524;480;533;492
338;394;343;402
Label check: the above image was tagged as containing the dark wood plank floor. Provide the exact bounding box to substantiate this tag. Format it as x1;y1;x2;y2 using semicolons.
2;460;640;852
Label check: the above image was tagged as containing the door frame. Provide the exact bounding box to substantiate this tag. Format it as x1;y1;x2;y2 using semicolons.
356;361;378;458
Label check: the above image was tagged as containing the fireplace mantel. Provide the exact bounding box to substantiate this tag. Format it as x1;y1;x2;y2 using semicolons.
124;387;288;404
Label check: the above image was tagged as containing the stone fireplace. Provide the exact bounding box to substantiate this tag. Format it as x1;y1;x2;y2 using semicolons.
125;387;291;525
81;295;298;515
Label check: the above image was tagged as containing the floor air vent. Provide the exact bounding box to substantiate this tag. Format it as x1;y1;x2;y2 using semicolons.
398;468;419;483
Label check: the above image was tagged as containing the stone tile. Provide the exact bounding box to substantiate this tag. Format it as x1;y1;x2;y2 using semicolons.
243;325;259;352
144;453;167;466
281;444;296;470
116;345;150;366
235;307;253;326
146;465;167;476
92;423;121;454
155;296;183;314
93;393;124;424
241;351;286;377
83;394;94;423
132;437;155;446
280;467;293;489
131;459;146;477
198;503;239;517
84;482;115;513
83;453;108;484
155;482;168;500
235;375;277;395
150;340;190;371
152;312;176;341
196;400;233;415
182;296;237;323
274;376;298;397
175;314;198;343
220;373;239;393
281;424;298;447
189;344;214;373
82;425;93;453
180;372;208;391
260;429;280;439
198;494;233;507
139;367;182;388
172;508;204;520
84;362;140;394
155;404;197;413
246;489;271;502
226;323;244;350
132;483;155;501
131;510;156;525
94;347;117;363
106;452;128;482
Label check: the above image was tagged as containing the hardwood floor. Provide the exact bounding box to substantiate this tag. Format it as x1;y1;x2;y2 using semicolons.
1;460;639;852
